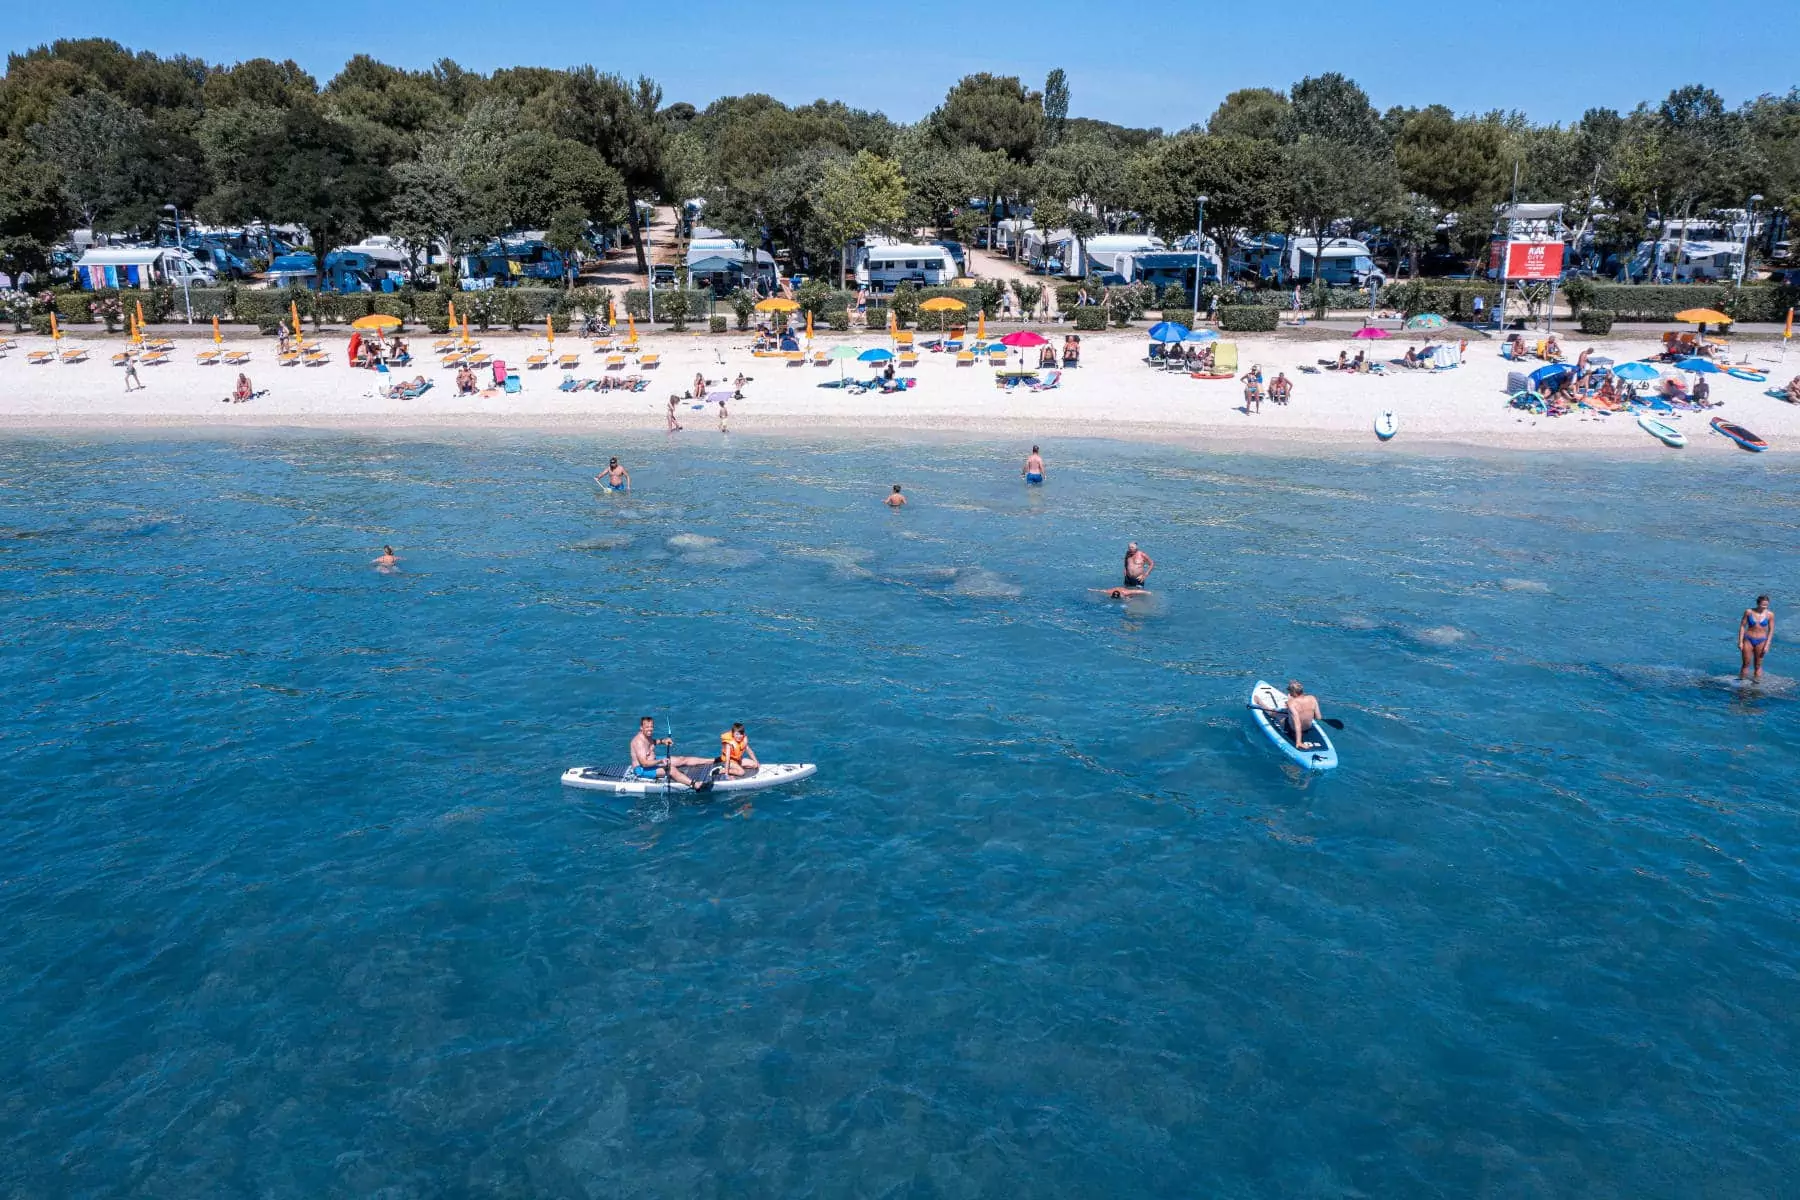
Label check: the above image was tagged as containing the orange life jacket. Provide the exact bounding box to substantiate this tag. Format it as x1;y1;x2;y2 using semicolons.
720;731;746;762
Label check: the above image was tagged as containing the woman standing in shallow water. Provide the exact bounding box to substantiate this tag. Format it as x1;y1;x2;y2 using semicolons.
1739;595;1775;681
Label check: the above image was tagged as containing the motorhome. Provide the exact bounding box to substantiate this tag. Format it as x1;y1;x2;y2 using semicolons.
459;233;575;287
1626;214;1755;283
853;243;959;290
1082;235;1166;280
72;247;216;291
1241;235;1382;287
264;251;396;292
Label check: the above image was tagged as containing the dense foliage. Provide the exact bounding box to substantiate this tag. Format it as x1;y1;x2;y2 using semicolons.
1;39;1796;302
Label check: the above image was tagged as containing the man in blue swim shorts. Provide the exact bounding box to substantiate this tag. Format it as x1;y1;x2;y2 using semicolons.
595;457;631;492
1022;445;1045;484
630;716;713;789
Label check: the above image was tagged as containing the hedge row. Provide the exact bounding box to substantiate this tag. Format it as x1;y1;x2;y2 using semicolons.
1379;280;1500;320
1563;282;1799;323
35;284;630;330
1218;306;1281;333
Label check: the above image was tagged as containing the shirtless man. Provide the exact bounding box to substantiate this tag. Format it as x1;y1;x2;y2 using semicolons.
885;484;906;508
1123;542;1154;589
595;457;630;492
1256;680;1323;749
372;545;399;570
717;722;760;778
630;716;713;790
667;395;683;432
1022;446;1045;483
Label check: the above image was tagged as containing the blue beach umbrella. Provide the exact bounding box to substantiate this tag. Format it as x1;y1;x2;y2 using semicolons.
1147;321;1190;343
1529;363;1572;388
1613;361;1661;382
1183;329;1218;342
1674;356;1721;373
857;347;894;362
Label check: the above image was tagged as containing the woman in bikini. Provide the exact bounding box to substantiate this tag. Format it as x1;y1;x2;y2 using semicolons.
1739;595;1775;682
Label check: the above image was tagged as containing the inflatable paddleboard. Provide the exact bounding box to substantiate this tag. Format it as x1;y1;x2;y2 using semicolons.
1248;680;1337;771
1710;417;1767;451
1726;368;1767;382
1189;372;1234;380
1375;411;1397;441
561;762;816;795
1637;414;1686;447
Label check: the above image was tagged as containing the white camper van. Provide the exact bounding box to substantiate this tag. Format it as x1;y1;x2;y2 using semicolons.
854;243;959;291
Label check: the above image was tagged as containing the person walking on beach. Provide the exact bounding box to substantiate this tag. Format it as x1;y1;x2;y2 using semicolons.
595;458;631;492
717;394;729;433
667;395;684;432
123;353;144;392
1022;446;1045;483
885;485;906;508
1739;595;1775;682
1123;542;1154;589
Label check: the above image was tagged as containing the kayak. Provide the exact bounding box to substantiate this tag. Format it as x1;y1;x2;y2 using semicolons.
1636;414;1686;448
561;762;817;795
1375;411;1397;441
1710;417;1767;451
1248;680;1338;771
1726;368;1767;382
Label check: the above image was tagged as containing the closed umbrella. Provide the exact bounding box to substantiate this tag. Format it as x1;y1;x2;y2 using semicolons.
546;315;554;347
290;299;302;341
805;309;813;343
976;310;985;342
1147;321;1191;342
1613;361;1661;382
461;316;471;349
50;311;59;344
134;300;146;343
212;316;222;346
447;299;457;332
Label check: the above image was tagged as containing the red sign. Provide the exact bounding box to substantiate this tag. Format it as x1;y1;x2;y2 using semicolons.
1503;241;1565;280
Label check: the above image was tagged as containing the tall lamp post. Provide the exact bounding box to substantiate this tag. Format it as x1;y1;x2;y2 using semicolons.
1191;194;1209;329
164;203;193;324
1736;193;1763;296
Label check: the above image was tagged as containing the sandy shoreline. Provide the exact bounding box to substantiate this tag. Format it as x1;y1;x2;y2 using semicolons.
3;326;1795;454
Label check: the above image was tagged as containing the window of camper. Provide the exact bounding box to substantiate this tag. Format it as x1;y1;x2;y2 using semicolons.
906;261;918;269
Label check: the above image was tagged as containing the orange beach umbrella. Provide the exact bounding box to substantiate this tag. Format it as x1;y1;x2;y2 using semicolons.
212;316;222;345
290;299;302;337
546;314;555;346
135;299;146;339
447;299;457;331
976;310;985;341
50;312;60;342
461;316;471;348
627;313;636;343
805;309;813;342
1785;307;1793;339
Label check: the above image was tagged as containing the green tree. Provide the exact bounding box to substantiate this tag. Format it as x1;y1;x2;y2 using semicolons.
1207;88;1290;142
545;206;590;289
932;73;1044;161
1128;133;1291;276
809;150;908;285
251;104;389;287
27;90;149;232
1043;68;1069;148
1285;73;1388;152
0;139;71;283
1395;106;1509;216
1284;137;1399;290
554;69;667;278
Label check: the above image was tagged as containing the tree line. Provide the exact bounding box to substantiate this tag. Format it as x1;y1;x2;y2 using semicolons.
1;39;1795;288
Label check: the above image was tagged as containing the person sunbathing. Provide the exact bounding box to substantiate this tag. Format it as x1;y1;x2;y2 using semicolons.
1403;346;1420;369
230;373;254;403
1269;373;1292;404
1786;376;1800;403
1543;336;1564;362
456;365;478;395
1506;334;1527;359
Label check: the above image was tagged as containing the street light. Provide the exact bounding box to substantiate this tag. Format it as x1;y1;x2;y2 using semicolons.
1191;195;1209;329
163;203;193;324
1737;193;1763;294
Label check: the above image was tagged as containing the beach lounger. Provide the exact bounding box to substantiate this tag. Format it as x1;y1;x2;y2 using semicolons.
557;354;580;369
224;351;250;365
302;353;327;366
432;338;458;352
111;352;132;366
898;352;919;369
525;352;550;368
591;338;613;352
786;352;806;366
986;350;1007;366
605;354;626;370
956;350;975;366
1030;370;1063;391
196;350;222;365
28;350;54;364
280;352;301;367
637;353;659;369
465;354;491;367
141;353;170;367
812;351;830;366
60;349;88;363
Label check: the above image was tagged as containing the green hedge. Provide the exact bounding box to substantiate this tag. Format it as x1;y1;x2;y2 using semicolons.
709;314;728;333
1573;283;1799;323
1073;306;1107;331
1577;310;1616;336
1377;280;1498;320
622;288;711;322
1219;306;1280;333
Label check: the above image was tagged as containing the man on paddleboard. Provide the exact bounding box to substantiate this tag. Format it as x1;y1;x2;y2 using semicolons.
631;716;713;790
1123;542;1154;589
1255;681;1323;749
595;458;631;492
1022;446;1045;483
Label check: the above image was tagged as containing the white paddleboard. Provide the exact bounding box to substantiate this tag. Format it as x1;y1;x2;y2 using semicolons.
561;762;817;795
1375;411;1397;441
1636;414;1686;448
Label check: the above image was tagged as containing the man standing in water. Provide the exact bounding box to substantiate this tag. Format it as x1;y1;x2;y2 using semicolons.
631;716;713;790
885;484;906;508
595;458;630;492
1123;542;1154;589
1022;446;1045;483
1739;595;1775;682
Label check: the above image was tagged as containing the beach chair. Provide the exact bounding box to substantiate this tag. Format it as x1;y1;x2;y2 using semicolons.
1030;370;1063;392
894;331;915;349
28;349;54;364
592;338;613;353
60;348;88;363
224;351;250;366
141;352;170;367
812;351;830;367
786;352;806;366
432;338;458;352
279;351;301;367
525;352;550;369
637;353;660;369
986;348;1007;367
465;353;491;368
197;350;222;365
956;350;975;366
111;352;132;367
898;351;919;369
302;351;327;367
557;354;580;370
605;353;626;370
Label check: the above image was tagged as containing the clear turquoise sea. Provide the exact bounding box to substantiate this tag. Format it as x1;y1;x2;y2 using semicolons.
2;432;1796;1197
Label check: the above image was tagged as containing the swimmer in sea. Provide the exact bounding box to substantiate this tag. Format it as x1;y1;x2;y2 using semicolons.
372;545;399;569
1739;594;1775;682
885;484;906;508
1122;542;1154;589
1022;445;1045;483
595;457;631;492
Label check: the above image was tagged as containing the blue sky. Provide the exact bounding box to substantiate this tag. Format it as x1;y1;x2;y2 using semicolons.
6;0;1796;128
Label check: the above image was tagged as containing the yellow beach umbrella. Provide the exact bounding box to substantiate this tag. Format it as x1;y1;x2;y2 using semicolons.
887;308;897;335
446;299;457;332
212;316;222;345
135;299;146;341
918;296;965;312
805;309;813;342
626;313;637;344
290;299;302;337
1674;308;1732;325
976;310;986;342
546;314;555;347
754;297;799;312
50;312;60;342
609;298;619;326
461;317;471;348
351;314;402;332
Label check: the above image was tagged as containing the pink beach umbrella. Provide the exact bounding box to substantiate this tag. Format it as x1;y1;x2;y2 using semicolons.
1352;326;1390;339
